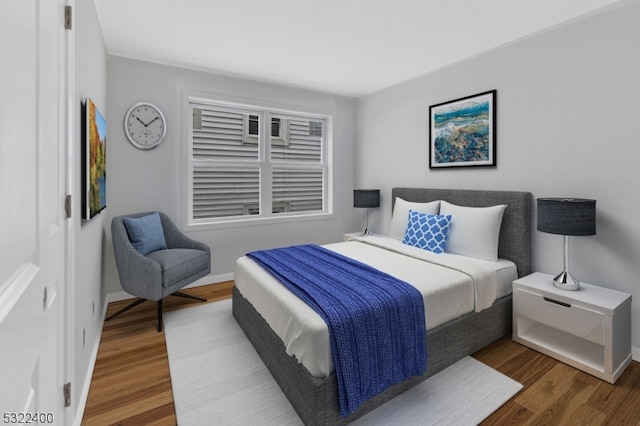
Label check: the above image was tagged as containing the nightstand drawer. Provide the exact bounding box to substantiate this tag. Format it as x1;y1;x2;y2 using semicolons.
515;287;605;345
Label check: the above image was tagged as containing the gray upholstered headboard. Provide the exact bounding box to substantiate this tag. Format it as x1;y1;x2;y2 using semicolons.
392;188;532;277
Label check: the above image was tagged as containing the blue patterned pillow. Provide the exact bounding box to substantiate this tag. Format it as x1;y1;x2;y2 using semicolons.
402;209;452;254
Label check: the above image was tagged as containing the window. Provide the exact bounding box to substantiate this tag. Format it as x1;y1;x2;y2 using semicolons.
188;97;331;224
242;114;289;146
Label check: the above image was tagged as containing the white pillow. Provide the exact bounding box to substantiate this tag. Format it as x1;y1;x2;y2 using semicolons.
388;198;440;240
439;200;507;262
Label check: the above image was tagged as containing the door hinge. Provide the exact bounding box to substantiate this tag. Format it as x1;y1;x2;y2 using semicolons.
64;6;72;30
63;382;71;407
65;194;72;219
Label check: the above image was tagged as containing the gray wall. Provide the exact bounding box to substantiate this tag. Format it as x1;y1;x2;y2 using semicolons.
356;2;640;352
105;57;358;295
74;0;108;417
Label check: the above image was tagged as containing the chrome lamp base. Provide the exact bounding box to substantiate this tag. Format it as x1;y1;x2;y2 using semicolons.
360;208;373;236
553;270;580;291
552;235;581;291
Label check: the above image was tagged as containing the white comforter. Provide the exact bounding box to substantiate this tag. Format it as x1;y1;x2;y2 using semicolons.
234;235;516;377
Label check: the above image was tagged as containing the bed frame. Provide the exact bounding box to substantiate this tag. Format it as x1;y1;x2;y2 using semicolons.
233;188;532;425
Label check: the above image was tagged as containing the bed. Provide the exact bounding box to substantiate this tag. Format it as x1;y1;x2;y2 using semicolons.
232;187;532;425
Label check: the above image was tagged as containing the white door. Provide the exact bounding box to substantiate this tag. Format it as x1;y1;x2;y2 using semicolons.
0;0;67;422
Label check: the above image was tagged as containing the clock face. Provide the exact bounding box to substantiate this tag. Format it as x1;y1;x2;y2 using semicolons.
124;102;166;150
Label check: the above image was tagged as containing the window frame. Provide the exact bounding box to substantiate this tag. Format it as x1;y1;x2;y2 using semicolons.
186;94;334;229
242;115;290;146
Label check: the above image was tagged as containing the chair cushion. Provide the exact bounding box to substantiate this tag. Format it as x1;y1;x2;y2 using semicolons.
147;248;209;287
122;212;168;255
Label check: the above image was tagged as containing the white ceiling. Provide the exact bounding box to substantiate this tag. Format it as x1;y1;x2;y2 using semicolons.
94;0;623;98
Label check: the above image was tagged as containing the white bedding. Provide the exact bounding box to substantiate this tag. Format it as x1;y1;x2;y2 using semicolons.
234;235;516;377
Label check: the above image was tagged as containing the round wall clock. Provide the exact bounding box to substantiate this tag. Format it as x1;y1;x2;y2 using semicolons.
124;102;167;150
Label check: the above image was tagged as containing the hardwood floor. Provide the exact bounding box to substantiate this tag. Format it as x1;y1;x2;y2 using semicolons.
82;281;234;426
82;282;640;425
474;338;640;425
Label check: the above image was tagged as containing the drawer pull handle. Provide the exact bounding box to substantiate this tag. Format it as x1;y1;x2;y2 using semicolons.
543;297;571;308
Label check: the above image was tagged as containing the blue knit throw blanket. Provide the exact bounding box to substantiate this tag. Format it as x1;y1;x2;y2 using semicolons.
247;244;427;417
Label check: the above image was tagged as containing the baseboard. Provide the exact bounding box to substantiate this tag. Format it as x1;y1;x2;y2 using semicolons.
632;345;639;362
74;300;108;426
105;272;234;303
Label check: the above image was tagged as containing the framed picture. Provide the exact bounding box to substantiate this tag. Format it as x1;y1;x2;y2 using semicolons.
82;98;107;219
429;90;496;169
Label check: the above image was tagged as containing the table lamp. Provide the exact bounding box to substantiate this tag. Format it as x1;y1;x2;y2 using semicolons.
537;197;596;290
354;189;380;236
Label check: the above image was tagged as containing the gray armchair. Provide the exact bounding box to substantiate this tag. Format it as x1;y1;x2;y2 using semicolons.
107;211;211;331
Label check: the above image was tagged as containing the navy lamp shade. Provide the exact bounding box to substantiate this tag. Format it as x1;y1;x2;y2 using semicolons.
537;198;596;290
354;189;380;236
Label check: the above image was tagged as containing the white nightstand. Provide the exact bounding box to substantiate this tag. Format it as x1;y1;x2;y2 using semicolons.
513;272;632;383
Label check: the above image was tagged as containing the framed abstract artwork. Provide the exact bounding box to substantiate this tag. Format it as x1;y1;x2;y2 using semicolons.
429;90;496;169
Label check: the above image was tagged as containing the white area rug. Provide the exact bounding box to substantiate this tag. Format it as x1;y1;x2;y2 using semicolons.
164;299;522;426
